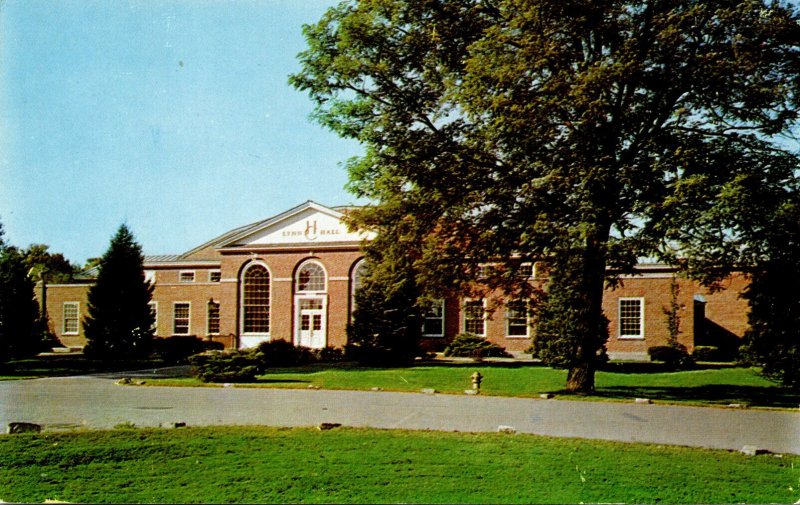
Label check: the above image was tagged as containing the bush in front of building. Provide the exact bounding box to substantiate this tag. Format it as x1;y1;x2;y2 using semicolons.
647;345;694;369
152;336;224;365
443;333;511;359
692;345;723;362
256;339;316;367
188;350;261;383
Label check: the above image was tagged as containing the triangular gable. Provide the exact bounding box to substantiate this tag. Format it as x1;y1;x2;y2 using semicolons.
219;201;372;248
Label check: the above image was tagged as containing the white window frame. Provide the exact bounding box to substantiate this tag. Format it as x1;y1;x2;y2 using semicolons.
505;299;530;338
179;270;195;283
240;261;271;337
518;263;535;279
618;297;645;339
144;270;156;285
422;299;445;337
173;302;191;335
295;260;328;294
209;270;222;283
63;302;80;335
207;299;220;335
148;301;158;333
462;299;486;337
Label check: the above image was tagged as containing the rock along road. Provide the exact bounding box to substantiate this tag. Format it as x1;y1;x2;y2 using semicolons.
1;371;798;455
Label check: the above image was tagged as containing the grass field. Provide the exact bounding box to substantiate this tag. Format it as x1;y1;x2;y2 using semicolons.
1;426;798;504
145;362;799;409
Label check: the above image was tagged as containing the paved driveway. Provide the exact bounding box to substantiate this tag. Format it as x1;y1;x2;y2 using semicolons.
1;373;798;455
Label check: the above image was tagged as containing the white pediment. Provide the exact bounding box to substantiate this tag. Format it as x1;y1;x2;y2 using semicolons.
226;203;372;247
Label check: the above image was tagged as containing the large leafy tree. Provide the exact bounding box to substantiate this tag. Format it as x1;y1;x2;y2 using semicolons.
739;196;800;387
83;225;154;359
0;221;48;361
292;0;800;392
23;244;77;285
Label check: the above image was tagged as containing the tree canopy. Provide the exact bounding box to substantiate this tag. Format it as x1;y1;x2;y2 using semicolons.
292;0;800;392
0;221;49;361
83;225;154;360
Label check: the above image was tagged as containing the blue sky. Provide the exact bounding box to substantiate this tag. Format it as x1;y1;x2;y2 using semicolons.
1;0;361;265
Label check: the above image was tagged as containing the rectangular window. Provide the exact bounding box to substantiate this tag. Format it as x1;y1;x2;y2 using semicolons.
209;270;221;283
207;301;220;335
144;270;156;284
173;302;191;335
179;271;195;283
463;300;485;336
619;298;644;339
63;302;79;335
506;300;529;337
518;263;534;279
148;301;158;332
422;299;445;337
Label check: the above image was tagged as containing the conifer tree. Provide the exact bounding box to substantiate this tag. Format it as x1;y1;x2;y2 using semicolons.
83;225;154;359
0;221;47;361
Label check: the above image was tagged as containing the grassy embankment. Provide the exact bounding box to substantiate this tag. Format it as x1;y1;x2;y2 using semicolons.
1;426;798;504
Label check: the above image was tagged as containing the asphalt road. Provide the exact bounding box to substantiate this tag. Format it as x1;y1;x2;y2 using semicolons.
1;372;798;455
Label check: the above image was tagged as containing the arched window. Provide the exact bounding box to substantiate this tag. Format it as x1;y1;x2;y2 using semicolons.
296;261;326;293
351;259;367;312
242;264;270;334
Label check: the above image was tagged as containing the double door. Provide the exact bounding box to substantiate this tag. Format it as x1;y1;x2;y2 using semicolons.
295;296;326;349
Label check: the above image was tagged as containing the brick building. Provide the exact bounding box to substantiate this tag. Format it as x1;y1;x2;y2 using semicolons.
43;201;749;360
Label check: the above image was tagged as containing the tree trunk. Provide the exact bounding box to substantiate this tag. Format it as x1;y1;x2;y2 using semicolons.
566;360;595;394
564;225;610;395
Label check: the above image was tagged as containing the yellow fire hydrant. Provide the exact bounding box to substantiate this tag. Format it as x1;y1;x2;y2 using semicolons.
471;371;483;392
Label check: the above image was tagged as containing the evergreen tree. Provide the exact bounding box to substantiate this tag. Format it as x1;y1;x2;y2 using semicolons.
0;221;47;361
83;225;154;359
346;211;422;365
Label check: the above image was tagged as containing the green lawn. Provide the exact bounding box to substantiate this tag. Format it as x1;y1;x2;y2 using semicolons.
1;426;797;504
0;354;168;381
148;362;799;409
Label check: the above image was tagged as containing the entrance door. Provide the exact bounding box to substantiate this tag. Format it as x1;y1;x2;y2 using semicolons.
296;297;326;349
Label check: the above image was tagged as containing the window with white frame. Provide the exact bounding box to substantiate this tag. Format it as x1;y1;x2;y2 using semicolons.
207;300;220;335
296;261;326;293
179;271;195;283
173;302;191;335
518;263;534;279
506;299;530;337
148;301;158;332
63;302;80;335
242;263;270;334
209;270;221;283
144;270;156;285
422;299;445;337
463;299;485;336
350;259;367;316
619;298;644;339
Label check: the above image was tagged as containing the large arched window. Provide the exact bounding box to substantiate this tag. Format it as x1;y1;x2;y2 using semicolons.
351;259;367;313
242;263;270;334
296;261;327;293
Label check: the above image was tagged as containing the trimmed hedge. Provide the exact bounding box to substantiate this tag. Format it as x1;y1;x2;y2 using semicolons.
443;333;511;359
647;345;694;368
153;336;224;365
188;350;261;383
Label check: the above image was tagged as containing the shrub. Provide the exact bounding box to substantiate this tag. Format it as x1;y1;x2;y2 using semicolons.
315;346;345;363
153;336;223;365
648;345;694;368
257;340;315;367
443;333;511;359
188;350;261;383
692;345;722;362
